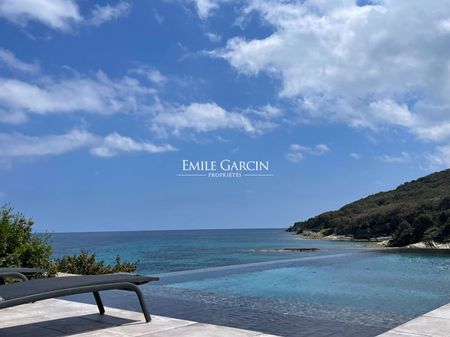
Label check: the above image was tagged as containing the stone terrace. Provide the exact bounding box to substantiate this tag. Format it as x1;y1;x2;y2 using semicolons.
0;298;279;337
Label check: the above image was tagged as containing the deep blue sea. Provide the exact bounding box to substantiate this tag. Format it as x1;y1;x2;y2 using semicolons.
50;229;450;321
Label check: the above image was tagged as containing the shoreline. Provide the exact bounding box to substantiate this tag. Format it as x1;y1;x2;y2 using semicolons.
292;232;450;250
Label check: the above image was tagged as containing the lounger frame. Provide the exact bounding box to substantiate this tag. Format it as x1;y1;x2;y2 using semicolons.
0;272;28;283
0;268;45;285
0;277;156;322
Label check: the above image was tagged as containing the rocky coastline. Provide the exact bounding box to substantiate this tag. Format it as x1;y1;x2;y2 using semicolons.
288;169;450;249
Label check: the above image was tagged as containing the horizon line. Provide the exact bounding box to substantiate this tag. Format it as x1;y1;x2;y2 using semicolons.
35;227;287;234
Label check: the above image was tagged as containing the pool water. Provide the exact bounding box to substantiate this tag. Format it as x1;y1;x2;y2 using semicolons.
164;251;450;317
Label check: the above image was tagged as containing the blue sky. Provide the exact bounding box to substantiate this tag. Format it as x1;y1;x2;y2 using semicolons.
0;0;449;232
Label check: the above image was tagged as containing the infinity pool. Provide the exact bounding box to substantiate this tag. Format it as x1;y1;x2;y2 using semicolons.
160;250;450;317
58;230;450;336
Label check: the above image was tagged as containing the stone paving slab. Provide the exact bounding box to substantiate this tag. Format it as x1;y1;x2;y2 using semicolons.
0;299;280;337
377;303;450;337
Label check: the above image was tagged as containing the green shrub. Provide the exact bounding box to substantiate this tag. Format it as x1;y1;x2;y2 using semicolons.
0;204;54;274
55;250;137;275
0;204;138;276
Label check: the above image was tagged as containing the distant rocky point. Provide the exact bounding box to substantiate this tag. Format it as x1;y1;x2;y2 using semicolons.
288;169;450;248
250;248;319;253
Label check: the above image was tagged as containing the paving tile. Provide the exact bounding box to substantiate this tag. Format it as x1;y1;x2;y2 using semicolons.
0;324;63;337
0;298;282;337
394;316;450;337
6;295;426;337
423;304;450;320
0;309;44;326
0;300;135;333
98;316;196;336
140;322;263;337
2;299;98;319
36;315;124;334
69;329;125;337
376;331;428;337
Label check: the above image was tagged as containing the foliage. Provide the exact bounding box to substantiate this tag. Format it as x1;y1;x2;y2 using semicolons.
0;204;138;276
288;169;450;246
0;204;54;274
54;250;137;275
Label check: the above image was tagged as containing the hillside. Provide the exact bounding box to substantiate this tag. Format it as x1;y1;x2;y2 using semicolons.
287;169;450;247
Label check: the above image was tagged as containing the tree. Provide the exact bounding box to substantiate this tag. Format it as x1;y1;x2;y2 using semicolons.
0;204;53;272
390;220;413;246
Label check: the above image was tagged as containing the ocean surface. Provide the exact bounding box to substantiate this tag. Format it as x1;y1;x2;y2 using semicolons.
50;228;373;274
51;228;450;334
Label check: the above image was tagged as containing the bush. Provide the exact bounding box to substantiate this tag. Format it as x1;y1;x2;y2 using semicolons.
0;204;54;274
55;250;137;275
0;204;138;276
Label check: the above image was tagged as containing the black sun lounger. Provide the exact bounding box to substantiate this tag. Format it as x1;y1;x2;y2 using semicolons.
0;267;46;284
0;274;159;322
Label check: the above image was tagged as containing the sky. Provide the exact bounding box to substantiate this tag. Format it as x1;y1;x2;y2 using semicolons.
0;0;450;232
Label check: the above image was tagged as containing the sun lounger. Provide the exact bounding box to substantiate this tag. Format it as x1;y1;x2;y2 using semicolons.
0;273;159;322
0;267;46;284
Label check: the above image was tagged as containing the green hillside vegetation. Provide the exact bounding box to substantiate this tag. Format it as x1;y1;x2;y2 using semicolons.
287;169;450;247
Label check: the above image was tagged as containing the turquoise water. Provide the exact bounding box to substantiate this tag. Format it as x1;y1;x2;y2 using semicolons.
166;251;450;315
51;229;450;317
50;229;372;274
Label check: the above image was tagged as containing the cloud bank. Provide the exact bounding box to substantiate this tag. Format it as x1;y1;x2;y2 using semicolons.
213;0;450;144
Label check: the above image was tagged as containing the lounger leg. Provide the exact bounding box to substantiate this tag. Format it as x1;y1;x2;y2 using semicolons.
131;285;151;322
93;291;105;315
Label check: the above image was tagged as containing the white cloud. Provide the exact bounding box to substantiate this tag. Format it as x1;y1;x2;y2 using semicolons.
0;129;95;157
90;2;130;26
0;0;81;31
314;144;330;154
349;152;362;159
246;104;282;119
206;32;221;43
0;0;130;31
153;9;164;24
212;0;450;143
286;143;330;163
0;48;39;73
0;52;164;122
377;152;411;164
151;102;266;136
0;109;27;124
0;129;176;164
130;66;167;84
0;70;156;119
0;51;271;140
91;132;176;157
426;145;450;169
192;0;221;19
